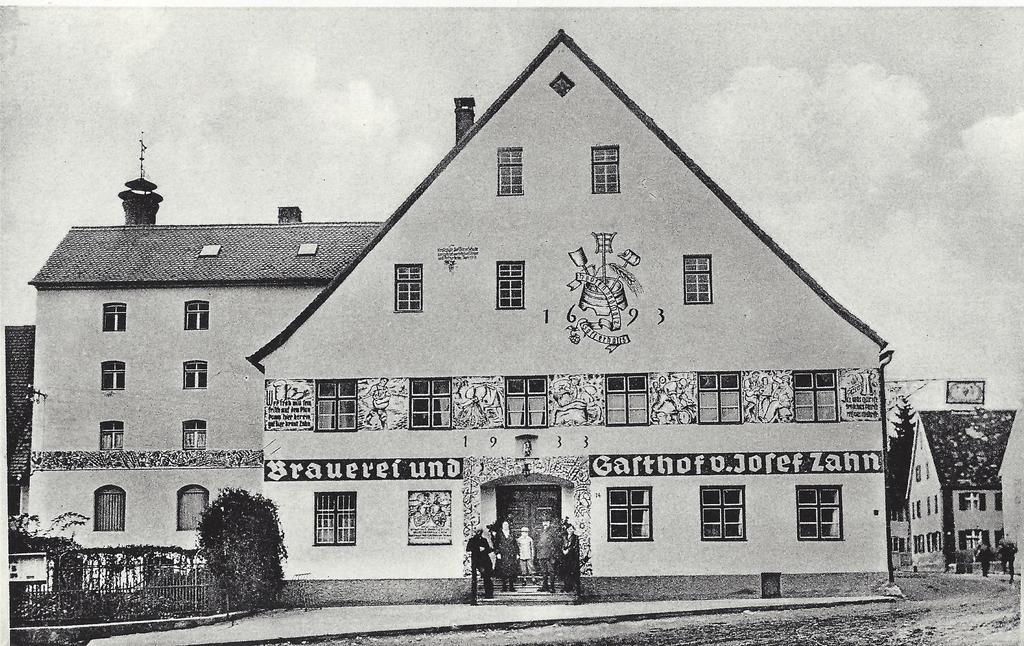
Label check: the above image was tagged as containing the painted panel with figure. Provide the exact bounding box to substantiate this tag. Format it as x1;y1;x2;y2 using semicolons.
357;378;409;430
453;376;505;429
742;370;794;423
408;490;454;545
548;374;605;427
649;372;698;425
265;379;315;431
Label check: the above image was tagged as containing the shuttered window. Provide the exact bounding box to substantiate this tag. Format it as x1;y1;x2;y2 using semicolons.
94;486;126;532
177;485;209;531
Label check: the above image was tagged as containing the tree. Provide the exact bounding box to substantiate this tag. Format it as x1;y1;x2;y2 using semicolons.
197;488;287;611
886;397;918;505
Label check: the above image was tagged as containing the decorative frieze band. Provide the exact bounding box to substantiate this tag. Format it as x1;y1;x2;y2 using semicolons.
265;368;881;432
32;449;264;471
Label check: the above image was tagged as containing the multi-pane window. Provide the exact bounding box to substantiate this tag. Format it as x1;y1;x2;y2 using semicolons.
496;261;525;310
683;256;712;304
796;485;843;540
497;147;523;196
697;372;741;424
183;360;208;389
394;264;423;313
959;492;986;511
314;492;356;545
701;486;746;540
505;376;547;428
100;361;125;390
793;371;838;422
959;529;988;551
410;378;452;429
316;380;358;432
591;145;620;194
94;486;126;532
182;420;208;451
102;303;127;332
184;300;210;330
176;485;209;531
99;421;124;451
606;374;649;426
607;487;652;541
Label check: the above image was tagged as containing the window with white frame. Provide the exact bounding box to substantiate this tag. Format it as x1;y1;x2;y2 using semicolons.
497;147;523;196
591;145;620;194
959;491;986;511
316;380;358;431
410;378;452;429
315;492;356;545
496;261;525;309
796;485;843;540
606;374;649;426
607;487;651;541
394;264;423;312
102;303;127;332
682;256;712;304
99;421;124;451
505;376;547;428
793;370;838;422
183;360;208;389
697;372;741;424
700;486;745;540
182;420;207;451
959;529;987;551
184;300;210;330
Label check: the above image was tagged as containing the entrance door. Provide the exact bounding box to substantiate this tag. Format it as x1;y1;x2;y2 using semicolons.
496;485;561;537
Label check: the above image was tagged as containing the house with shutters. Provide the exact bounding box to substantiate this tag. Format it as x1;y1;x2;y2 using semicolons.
906;408;1015;569
26;172;380;547
249;30;893;605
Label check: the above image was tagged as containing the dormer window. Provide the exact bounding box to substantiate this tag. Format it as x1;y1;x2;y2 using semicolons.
198;245;221;257
297;243;319;256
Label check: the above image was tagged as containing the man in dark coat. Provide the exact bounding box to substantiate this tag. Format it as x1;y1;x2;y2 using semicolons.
496;519;520;591
466;527;494;598
561;523;581;593
976;541;995;577
997;539;1017;583
536;519;561;592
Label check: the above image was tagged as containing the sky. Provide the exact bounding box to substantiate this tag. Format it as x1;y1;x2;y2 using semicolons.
2;7;1022;401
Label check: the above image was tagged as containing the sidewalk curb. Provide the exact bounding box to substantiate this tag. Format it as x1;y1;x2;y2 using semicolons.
184;597;897;646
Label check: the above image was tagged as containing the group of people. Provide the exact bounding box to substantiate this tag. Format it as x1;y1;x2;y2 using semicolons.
466;516;581;599
974;538;1017;582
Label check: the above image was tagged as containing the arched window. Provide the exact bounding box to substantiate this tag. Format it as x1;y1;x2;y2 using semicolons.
102;303;127;332
177;485;209;531
99;421;124;450
184;300;210;330
100;361;125;390
183;360;208;389
94;486;126;532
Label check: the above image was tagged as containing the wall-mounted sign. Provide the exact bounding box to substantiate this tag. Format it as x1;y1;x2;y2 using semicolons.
408;490;453;545
265;379;314;431
264;458;463;482
946;380;985;405
589;451;882;477
437;245;479;272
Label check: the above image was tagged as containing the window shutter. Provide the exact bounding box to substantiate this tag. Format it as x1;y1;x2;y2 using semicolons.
959;494;968;511
978;493;986;511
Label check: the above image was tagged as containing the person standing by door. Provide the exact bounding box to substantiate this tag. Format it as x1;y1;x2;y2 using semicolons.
466;527;494;598
561;523;581;593
536;519;560;592
496;517;520;591
517;527;535;575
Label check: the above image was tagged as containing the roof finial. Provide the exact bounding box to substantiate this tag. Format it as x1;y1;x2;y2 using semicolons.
139;132;147;179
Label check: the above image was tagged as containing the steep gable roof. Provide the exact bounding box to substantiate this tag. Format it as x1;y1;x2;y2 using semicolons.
6;325;35;485
248;30;886;371
919;409;1016;490
31;222;381;288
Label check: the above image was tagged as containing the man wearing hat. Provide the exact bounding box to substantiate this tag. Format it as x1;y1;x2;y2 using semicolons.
536;519;561;592
465;527;494;598
516;526;535;575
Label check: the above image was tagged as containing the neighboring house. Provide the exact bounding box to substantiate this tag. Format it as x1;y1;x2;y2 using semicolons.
249;30;892;605
885;396;916;569
1000;402;1023;546
27;174;379;547
907;409;1015;570
6;325;36;515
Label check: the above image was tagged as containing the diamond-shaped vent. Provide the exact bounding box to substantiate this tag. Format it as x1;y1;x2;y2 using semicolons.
550;72;575;97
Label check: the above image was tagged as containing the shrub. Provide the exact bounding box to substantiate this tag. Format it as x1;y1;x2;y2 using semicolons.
197;488;287;611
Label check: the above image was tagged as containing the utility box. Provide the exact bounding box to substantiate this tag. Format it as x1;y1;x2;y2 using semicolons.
761;572;782;598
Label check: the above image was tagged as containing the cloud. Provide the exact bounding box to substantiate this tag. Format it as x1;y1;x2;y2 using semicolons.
955;110;1024;217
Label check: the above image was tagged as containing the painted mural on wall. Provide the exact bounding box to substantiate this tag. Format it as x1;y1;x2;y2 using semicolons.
649;372;698;424
462;456;592;576
839;368;881;421
408;490;454;545
742;370;794;423
566;233;642;352
357;378;409;430
265;379;315;431
549;374;605;427
32;450;263;471
453;376;504;429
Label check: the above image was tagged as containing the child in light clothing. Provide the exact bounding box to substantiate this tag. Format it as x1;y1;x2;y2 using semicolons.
516;527;535;575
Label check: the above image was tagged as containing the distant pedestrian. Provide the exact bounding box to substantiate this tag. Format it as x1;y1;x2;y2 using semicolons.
976;541;994;577
561;523;581;593
466;527;494;598
997;539;1017;583
516;527;535;575
536;519;561;592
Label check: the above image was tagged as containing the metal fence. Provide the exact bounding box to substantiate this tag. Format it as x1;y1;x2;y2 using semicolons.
9;549;219;626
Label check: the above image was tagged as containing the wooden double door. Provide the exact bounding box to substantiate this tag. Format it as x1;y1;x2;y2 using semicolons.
496;485;561;537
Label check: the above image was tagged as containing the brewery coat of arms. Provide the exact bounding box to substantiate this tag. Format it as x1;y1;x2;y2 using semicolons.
566;232;642;352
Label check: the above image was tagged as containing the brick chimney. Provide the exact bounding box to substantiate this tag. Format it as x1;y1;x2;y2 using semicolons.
278;206;302;224
454;97;476;143
118;177;163;226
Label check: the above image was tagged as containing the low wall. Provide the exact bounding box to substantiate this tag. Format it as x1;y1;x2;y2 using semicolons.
279;578;469;607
